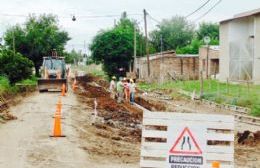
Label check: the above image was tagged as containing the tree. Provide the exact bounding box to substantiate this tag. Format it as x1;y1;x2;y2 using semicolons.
64;49;83;65
176;39;202;54
0;48;34;83
4;14;70;76
89;14;145;77
150;16;195;53
197;22;219;45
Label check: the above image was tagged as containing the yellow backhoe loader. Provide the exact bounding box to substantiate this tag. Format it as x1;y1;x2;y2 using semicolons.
38;56;68;92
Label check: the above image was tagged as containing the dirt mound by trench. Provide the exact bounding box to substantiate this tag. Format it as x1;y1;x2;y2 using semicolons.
76;74;143;142
237;130;260;145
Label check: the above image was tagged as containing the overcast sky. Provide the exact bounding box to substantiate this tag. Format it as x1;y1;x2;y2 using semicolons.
0;0;260;53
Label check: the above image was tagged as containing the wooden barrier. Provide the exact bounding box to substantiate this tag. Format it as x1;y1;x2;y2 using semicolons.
140;110;234;168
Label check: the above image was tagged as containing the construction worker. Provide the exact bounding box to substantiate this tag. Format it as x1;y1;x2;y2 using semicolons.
109;76;116;99
123;77;130;102
129;79;136;105
116;77;124;103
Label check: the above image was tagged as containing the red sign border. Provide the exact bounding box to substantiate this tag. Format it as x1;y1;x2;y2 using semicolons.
169;127;202;155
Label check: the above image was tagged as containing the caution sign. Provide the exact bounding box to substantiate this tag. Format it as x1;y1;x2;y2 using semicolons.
167;124;206;168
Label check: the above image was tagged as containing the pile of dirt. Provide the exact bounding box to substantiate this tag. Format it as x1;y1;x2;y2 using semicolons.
80;83;109;98
0;111;17;121
237;130;260;145
76;75;99;83
76;74;109;88
76;74;143;142
0;98;17;122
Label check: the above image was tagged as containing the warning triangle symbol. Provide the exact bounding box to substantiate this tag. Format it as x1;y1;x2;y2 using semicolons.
169;127;202;155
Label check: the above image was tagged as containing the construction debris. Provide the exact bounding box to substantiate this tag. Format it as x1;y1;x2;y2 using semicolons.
76;74;142;142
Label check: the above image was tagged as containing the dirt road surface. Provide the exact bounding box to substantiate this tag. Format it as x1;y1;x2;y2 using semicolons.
0;90;139;168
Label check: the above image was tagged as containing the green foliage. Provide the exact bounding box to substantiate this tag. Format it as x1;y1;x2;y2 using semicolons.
17;75;37;85
251;104;260;116
0;49;34;83
197;22;219;45
150;16;195;53
0;76;11;94
176;39;202;54
64;49;83;64
4;14;70;76
89;14;145;77
150;20;219;54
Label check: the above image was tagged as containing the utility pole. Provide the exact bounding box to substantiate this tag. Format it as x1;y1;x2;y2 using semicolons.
143;9;150;77
160;34;163;83
133;24;137;73
206;44;209;79
12;30;15;54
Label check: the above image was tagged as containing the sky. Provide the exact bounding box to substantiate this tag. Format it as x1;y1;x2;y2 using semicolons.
0;0;260;54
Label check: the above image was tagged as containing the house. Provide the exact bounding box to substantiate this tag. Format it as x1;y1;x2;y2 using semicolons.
219;8;260;84
135;50;199;83
199;46;220;79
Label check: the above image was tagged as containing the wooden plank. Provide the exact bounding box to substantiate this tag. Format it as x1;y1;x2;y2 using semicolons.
142;142;168;150
142;130;168;138
140;159;166;168
206;145;234;154
144;111;234;123
206;153;234;161
207;133;234;141
141;148;166;157
143;118;234;130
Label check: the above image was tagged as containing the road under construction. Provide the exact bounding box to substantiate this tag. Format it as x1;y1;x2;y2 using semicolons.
0;73;259;168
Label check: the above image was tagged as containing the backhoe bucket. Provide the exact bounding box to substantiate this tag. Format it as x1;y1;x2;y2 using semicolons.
38;79;67;92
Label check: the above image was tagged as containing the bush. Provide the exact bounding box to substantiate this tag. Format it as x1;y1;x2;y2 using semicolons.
0;49;34;83
0;76;11;94
251;104;260;116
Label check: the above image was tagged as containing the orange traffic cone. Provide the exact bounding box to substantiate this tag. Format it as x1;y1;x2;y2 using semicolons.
57;97;62;111
61;84;66;96
53;97;65;119
72;78;78;91
50;113;66;137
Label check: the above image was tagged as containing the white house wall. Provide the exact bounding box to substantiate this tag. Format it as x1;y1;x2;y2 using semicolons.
254;15;260;84
229;17;254;81
219;22;230;82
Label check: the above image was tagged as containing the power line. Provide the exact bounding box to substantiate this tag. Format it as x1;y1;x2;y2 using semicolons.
185;0;212;18
147;14;161;24
0;12;142;19
193;0;222;22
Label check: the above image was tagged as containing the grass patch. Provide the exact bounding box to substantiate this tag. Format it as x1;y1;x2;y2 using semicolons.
0;75;37;96
16;75;37;85
138;80;260;116
0;76;19;95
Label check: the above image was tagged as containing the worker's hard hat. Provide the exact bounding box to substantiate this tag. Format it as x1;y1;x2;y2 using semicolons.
112;76;116;80
130;79;134;83
123;77;127;81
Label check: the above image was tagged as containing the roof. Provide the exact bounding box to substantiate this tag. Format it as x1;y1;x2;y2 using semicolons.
137;50;199;62
137;50;176;61
200;45;220;51
176;54;198;58
221;8;260;23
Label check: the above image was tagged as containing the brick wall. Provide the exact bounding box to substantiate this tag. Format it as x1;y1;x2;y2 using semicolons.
199;46;220;79
136;51;199;83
